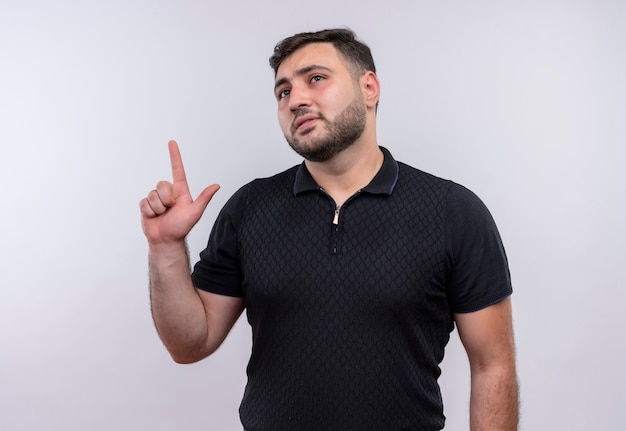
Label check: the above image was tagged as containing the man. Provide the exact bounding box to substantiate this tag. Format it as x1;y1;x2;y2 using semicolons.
140;29;518;431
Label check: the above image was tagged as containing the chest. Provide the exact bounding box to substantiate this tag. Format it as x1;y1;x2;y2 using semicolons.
237;193;449;320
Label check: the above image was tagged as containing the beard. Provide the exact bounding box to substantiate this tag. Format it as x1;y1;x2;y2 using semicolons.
285;95;367;163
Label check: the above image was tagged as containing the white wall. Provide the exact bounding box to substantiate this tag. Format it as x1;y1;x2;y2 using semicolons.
1;1;624;429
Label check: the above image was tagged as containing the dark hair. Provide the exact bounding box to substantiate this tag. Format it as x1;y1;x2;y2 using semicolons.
269;28;376;77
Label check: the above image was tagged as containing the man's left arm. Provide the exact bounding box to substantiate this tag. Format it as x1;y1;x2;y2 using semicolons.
454;296;519;431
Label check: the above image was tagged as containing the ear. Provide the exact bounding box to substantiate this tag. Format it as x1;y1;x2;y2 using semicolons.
360;71;380;109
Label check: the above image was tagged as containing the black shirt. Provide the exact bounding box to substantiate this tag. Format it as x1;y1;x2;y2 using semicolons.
192;147;512;431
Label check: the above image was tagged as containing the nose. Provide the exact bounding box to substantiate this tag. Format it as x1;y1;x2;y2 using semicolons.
288;84;312;112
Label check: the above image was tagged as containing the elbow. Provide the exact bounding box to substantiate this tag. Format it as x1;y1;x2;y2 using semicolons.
170;353;201;364
470;357;517;376
167;344;215;364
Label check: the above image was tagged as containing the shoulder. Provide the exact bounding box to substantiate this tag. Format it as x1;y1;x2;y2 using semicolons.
247;165;299;195
226;165;300;203
217;165;300;225
392;162;456;210
396;160;490;213
393;160;500;237
445;181;498;229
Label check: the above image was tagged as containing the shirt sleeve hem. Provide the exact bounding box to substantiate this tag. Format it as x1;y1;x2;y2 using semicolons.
452;291;512;314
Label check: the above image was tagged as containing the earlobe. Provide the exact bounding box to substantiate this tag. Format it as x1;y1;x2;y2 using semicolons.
361;71;380;109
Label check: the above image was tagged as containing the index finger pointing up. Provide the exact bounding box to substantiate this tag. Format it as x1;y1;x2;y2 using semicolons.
168;140;188;184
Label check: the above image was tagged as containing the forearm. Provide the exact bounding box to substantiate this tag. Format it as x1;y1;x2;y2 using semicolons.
469;363;519;431
149;241;209;363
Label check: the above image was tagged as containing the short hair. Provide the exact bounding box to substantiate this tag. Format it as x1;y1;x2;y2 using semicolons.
269;28;376;77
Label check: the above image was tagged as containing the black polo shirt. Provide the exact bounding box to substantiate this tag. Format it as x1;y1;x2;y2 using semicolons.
192;147;512;431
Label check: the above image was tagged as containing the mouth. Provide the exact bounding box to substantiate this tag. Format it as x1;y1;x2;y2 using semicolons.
293;114;320;133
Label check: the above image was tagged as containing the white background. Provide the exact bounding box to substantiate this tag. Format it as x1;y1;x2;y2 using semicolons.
1;1;624;429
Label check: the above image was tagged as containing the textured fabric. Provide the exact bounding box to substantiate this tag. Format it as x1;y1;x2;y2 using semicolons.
192;147;512;431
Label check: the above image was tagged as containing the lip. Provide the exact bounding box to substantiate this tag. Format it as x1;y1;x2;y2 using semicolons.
293;114;320;132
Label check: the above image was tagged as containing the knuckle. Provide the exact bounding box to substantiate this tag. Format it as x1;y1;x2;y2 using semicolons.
156;180;172;190
146;191;158;204
139;199;156;217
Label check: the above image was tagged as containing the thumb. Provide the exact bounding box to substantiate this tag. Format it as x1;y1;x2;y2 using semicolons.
192;184;221;213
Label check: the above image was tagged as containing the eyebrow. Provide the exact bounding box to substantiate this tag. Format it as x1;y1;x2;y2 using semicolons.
274;65;333;93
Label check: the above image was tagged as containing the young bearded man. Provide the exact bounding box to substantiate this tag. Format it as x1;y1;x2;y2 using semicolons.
140;28;519;431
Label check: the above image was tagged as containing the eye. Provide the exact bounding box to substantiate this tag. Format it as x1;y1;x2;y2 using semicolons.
310;75;325;83
277;88;291;100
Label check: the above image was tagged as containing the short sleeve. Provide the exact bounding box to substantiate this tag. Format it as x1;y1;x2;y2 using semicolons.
191;184;250;297
445;183;512;313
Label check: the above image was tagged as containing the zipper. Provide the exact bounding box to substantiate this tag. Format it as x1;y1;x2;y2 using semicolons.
331;206;341;254
320;188;363;255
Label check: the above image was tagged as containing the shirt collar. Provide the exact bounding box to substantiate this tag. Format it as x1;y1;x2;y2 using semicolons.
293;146;399;196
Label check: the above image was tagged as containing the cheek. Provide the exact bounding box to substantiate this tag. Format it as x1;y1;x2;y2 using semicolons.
318;88;351;117
277;108;292;133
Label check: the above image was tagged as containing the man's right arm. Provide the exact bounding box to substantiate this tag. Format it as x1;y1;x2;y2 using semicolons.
148;242;244;363
140;140;244;363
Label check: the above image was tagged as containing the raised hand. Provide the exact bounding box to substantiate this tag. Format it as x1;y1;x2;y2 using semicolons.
140;140;220;246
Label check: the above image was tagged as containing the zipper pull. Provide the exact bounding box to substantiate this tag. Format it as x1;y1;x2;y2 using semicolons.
332;208;340;225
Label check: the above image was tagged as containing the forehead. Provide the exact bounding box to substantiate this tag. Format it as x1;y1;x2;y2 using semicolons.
275;42;350;80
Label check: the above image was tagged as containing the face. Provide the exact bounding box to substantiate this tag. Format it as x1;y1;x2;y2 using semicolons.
274;43;367;162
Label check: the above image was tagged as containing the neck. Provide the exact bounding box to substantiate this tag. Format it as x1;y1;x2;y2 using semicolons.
305;137;383;208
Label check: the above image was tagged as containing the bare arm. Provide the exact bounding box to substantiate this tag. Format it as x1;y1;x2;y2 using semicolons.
454;297;519;431
140;140;244;363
